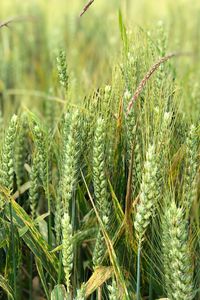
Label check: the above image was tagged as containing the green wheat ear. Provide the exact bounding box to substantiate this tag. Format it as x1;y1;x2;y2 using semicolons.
32;123;48;188
92;117;110;267
55;110;80;244
92;230;105;267
162;199;194;300
134;143;158;242
108;279;120;300
75;284;86;300
62;212;73;293
15;112;29;190
57;49;69;93
0;114;18;192
59;110;80;211
29;154;40;219
93;117;110;219
182;124;199;211
124;90;142;195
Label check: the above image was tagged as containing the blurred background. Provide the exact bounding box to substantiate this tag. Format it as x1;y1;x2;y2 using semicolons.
0;0;200;120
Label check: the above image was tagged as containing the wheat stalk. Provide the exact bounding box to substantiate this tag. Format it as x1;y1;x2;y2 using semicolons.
0;15;35;29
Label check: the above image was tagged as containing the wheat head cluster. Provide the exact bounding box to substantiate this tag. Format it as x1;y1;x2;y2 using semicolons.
0;1;199;300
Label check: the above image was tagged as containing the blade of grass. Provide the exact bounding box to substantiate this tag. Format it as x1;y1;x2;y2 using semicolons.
1;189;58;281
8;202;16;298
35;258;51;300
81;171;130;299
0;274;15;300
51;284;68;300
136;241;141;300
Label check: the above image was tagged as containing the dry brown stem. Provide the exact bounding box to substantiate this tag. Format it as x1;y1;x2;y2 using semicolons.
126;52;192;116
80;0;95;17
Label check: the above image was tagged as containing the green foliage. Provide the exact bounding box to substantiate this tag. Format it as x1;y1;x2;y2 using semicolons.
51;284;68;300
0;1;199;299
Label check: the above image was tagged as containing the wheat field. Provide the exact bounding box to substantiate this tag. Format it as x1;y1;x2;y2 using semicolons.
0;0;199;299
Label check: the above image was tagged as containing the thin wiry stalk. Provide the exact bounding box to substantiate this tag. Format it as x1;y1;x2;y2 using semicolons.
0;15;34;29
126;52;193;115
136;241;141;300
80;0;95;17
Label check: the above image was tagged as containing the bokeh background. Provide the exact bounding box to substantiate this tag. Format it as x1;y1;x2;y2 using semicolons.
0;0;200;120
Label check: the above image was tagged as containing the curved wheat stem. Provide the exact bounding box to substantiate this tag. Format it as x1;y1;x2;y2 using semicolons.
126;52;193;115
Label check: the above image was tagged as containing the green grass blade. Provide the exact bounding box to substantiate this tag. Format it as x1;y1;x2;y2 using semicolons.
0;274;15;300
51;284;69;300
35;258;51;300
3;196;58;281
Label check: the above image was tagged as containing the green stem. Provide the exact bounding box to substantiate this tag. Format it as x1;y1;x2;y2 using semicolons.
71;190;76;290
149;226;154;300
9;202;16;297
136;241;141;300
29;252;33;300
45;149;53;291
47;194;52;246
58;251;63;284
46;150;52;247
